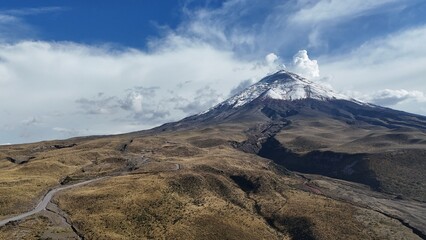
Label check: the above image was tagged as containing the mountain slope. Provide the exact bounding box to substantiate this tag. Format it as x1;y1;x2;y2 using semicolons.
159;70;426;130
156;70;426;202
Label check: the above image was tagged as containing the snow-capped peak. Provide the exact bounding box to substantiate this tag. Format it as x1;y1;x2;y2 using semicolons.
221;70;350;108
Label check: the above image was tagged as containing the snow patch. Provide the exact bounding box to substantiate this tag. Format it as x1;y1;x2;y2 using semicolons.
223;70;351;108
265;89;285;100
201;70;363;115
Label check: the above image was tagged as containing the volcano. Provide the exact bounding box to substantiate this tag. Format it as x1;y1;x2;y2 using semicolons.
158;70;426;198
162;70;426;130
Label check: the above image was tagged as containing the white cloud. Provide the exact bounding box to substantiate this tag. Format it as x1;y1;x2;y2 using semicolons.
229;79;254;96
175;86;224;114
0;40;278;143
319;25;426;115
290;0;400;24
173;0;416;57
0;7;64;42
265;53;278;64
21;117;41;126
1;7;65;16
265;52;285;73
76;94;118;115
53;127;81;137
0;14;34;41
121;92;143;113
370;89;426;106
289;50;320;79
320;25;426;94
348;89;426;107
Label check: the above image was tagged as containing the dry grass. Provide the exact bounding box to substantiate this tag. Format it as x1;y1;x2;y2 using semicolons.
0;136;127;218
0;124;423;239
55;173;281;240
0;215;50;240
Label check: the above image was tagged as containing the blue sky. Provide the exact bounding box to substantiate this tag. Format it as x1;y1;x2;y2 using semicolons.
0;1;182;48
1;0;426;144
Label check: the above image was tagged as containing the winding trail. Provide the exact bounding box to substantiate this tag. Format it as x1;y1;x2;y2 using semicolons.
0;177;105;227
0;158;182;232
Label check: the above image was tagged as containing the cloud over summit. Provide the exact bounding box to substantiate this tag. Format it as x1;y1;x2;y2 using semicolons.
289;50;320;79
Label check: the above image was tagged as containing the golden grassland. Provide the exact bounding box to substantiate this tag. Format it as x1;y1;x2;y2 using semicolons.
0;124;423;239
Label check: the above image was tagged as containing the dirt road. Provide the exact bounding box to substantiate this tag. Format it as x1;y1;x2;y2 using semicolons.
0;178;105;227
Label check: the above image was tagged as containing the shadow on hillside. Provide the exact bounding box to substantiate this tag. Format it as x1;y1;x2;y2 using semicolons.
258;137;380;190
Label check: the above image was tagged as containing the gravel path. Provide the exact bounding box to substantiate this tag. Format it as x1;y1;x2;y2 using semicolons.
0;178;105;227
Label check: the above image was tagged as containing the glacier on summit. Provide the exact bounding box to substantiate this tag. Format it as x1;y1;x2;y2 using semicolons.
222;70;351;108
